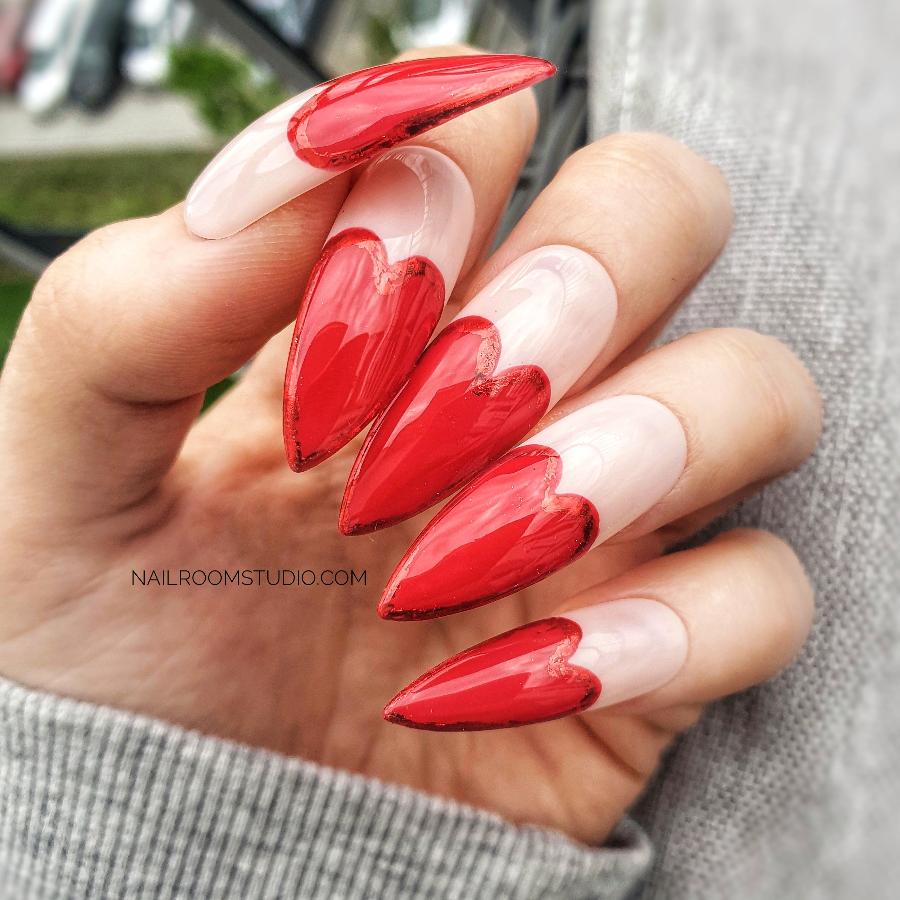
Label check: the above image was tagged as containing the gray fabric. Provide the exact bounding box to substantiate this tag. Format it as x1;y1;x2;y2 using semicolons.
2;2;898;898
0;677;651;899
589;0;900;897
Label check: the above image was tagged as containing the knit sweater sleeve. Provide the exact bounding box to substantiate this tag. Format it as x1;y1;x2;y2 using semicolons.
0;677;652;899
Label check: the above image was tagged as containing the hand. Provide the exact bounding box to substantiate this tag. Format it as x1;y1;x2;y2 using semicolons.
0;48;820;845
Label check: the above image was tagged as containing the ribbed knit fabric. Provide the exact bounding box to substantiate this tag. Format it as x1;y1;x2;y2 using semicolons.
0;678;651;899
589;1;900;897
2;2;897;898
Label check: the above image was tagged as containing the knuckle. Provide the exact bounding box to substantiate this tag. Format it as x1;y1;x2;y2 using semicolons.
703;328;822;458
717;528;815;656
562;133;732;243
19;223;129;369
747;529;815;648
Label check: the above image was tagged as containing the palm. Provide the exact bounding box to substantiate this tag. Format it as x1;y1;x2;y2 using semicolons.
3;377;684;845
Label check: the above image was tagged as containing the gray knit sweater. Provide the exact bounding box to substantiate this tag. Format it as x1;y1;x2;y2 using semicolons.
2;1;898;897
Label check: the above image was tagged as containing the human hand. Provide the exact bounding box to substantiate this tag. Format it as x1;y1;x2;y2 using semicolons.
0;48;821;845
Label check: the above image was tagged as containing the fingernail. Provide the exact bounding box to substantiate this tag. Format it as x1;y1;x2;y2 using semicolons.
379;395;687;619
383;599;688;730
184;54;554;239
283;146;474;472
339;246;616;535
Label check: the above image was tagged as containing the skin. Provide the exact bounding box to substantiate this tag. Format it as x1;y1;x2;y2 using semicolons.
0;49;821;845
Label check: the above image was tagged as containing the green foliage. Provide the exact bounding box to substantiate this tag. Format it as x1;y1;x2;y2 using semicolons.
0;278;32;361
0;273;233;408
167;43;288;139
365;15;400;63
0;149;234;405
0;151;210;231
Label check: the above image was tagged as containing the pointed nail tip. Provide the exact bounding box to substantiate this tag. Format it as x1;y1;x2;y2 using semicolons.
284;448;304;473
377;598;401;620
338;501;406;536
383;707;507;732
513;55;556;82
286;442;337;473
382;702;465;732
337;493;375;536
377;592;438;621
377;601;459;622
338;514;380;537
382;706;431;730
183;206;241;241
377;587;431;621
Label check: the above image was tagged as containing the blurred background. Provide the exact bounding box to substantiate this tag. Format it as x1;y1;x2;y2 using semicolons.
0;0;587;398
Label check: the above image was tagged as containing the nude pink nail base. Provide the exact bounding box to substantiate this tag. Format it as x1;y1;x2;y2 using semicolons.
340;246;617;534
184;54;554;239
379;395;687;619
384;599;688;730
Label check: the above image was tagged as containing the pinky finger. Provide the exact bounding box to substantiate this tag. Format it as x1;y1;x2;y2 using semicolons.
384;529;813;730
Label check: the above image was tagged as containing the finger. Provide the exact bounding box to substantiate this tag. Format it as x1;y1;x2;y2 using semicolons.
0;48;540;532
383;529;813;730
255;46;543;471
184;52;553;239
339;133;732;533
379;327;821;619
579;326;824;540
0;183;347;535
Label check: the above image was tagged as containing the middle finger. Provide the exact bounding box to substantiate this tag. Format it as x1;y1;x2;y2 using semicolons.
340;133;732;534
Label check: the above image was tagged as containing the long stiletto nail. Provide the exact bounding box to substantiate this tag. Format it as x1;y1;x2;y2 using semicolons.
283;146;474;472
184;54;554;239
339;246;617;535
379;395;687;619
383;599;688;730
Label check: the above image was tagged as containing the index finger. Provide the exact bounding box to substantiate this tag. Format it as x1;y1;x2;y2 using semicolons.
0;48;546;532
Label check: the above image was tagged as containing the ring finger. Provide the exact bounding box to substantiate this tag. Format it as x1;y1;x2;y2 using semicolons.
379;324;821;619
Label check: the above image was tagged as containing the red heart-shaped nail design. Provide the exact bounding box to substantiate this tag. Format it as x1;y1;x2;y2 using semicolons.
288;55;556;170
379;445;600;619
383;616;602;730
283;227;444;472
340;316;552;534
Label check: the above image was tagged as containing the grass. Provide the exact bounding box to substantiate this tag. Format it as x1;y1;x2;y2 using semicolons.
0;149;233;407
0;149;211;231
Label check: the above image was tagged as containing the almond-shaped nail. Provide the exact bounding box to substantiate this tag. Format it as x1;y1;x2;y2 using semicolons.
383;599;688;730
283;146;474;471
379;395;687;619
184;54;554;239
339;246;617;535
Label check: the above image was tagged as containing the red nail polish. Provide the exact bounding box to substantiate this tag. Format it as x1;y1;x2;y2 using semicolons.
288;55;556;170
186;54;555;239
383;617;601;730
340;246;618;534
339;316;551;534
283;146;474;472
283;228;445;471
378;445;599;619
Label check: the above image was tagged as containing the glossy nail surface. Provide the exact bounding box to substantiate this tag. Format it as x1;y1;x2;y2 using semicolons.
379;395;687;619
383;599;688;730
184;54;554;239
340;246;616;535
283;146;474;472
